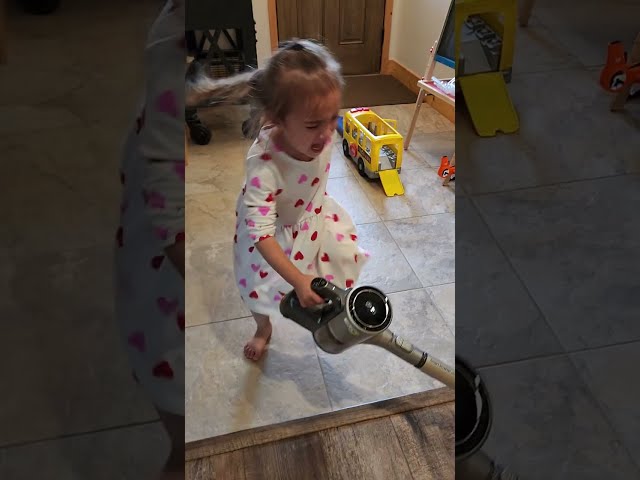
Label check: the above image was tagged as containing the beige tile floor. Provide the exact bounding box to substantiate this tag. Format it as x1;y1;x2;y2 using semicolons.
185;102;455;442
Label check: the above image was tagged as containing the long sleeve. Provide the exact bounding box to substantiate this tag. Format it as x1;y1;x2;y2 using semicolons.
137;4;185;247
241;155;279;243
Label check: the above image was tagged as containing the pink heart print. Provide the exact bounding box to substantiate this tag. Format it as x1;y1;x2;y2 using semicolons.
246;219;256;227
325;163;331;172
145;191;166;209
127;331;146;352
155;90;179;118
306;202;313;212
301;221;309;231
298;174;308;184
284;248;292;256
174;161;185;181
251;264;260;272
250;176;261;188
325;274;334;281
239;278;247;287
336;233;344;241
157;297;179;314
273;294;282;302
258;206;270;216
154;227;169;240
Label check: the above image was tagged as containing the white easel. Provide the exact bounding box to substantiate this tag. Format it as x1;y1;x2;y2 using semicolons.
405;40;456;185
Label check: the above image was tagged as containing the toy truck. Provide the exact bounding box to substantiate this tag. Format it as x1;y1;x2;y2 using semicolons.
340;107;405;196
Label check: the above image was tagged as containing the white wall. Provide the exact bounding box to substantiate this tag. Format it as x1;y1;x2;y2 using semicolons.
252;0;272;68
389;0;454;79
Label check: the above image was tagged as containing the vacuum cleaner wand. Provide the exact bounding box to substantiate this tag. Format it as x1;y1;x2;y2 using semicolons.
366;329;455;387
279;278;454;388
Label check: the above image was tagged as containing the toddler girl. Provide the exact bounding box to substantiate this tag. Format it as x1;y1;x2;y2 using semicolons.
114;1;185;478
187;39;370;361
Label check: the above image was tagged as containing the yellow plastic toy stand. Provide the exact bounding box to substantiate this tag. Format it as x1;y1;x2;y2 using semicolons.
455;0;520;137
459;73;519;136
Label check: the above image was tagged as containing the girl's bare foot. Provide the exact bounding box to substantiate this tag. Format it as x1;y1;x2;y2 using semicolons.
245;313;272;360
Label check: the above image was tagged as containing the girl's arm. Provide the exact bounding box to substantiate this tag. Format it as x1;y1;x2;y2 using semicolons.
256;238;324;307
255;237;304;287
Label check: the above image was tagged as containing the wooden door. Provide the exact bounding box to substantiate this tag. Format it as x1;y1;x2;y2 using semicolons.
275;0;386;75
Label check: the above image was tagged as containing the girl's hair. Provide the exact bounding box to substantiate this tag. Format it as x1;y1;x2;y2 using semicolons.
186;39;344;138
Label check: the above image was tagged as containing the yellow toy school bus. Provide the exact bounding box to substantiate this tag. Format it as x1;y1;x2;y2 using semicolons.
341;107;405;196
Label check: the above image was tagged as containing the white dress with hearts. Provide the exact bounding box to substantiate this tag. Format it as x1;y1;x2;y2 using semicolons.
234;127;370;316
113;1;185;416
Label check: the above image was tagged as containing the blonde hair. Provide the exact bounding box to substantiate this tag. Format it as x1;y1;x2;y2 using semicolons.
186;39;344;138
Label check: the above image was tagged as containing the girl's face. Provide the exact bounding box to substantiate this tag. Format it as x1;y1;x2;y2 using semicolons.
274;88;341;162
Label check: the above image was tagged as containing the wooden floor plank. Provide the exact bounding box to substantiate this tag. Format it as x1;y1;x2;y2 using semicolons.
243;433;330;480
319;417;414;480
186;450;246;480
186;387;453;461
390;403;455;479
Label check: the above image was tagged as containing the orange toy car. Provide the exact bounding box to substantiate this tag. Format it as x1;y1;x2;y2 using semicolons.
438;155;455;182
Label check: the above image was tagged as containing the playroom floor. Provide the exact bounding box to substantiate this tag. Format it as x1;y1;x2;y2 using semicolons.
455;0;640;477
185;102;456;442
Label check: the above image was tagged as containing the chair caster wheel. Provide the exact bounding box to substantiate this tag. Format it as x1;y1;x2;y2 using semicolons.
189;123;211;145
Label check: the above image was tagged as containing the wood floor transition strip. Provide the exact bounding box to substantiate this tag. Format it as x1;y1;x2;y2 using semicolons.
186;386;454;461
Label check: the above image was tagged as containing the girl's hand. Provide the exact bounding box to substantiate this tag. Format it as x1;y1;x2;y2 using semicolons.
293;274;326;308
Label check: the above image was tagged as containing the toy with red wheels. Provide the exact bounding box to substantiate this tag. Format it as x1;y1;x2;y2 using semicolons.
600;34;640;110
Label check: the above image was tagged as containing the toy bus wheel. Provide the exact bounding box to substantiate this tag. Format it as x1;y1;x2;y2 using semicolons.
441;169;449;178
357;158;367;178
342;139;351;159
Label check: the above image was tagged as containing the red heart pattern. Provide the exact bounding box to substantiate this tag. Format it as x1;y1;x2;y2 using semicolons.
151;255;164;269
152;361;174;379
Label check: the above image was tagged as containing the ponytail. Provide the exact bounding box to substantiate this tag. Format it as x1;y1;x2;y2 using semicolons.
185;62;265;138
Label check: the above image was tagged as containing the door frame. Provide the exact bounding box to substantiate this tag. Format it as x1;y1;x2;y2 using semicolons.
267;0;394;74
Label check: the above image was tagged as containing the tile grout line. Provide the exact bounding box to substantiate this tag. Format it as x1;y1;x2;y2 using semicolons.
476;338;640;370
0;418;161;451
478;344;640;473
466;172;632;198
468;196;577;355
564;351;640;473
312;343;337;412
